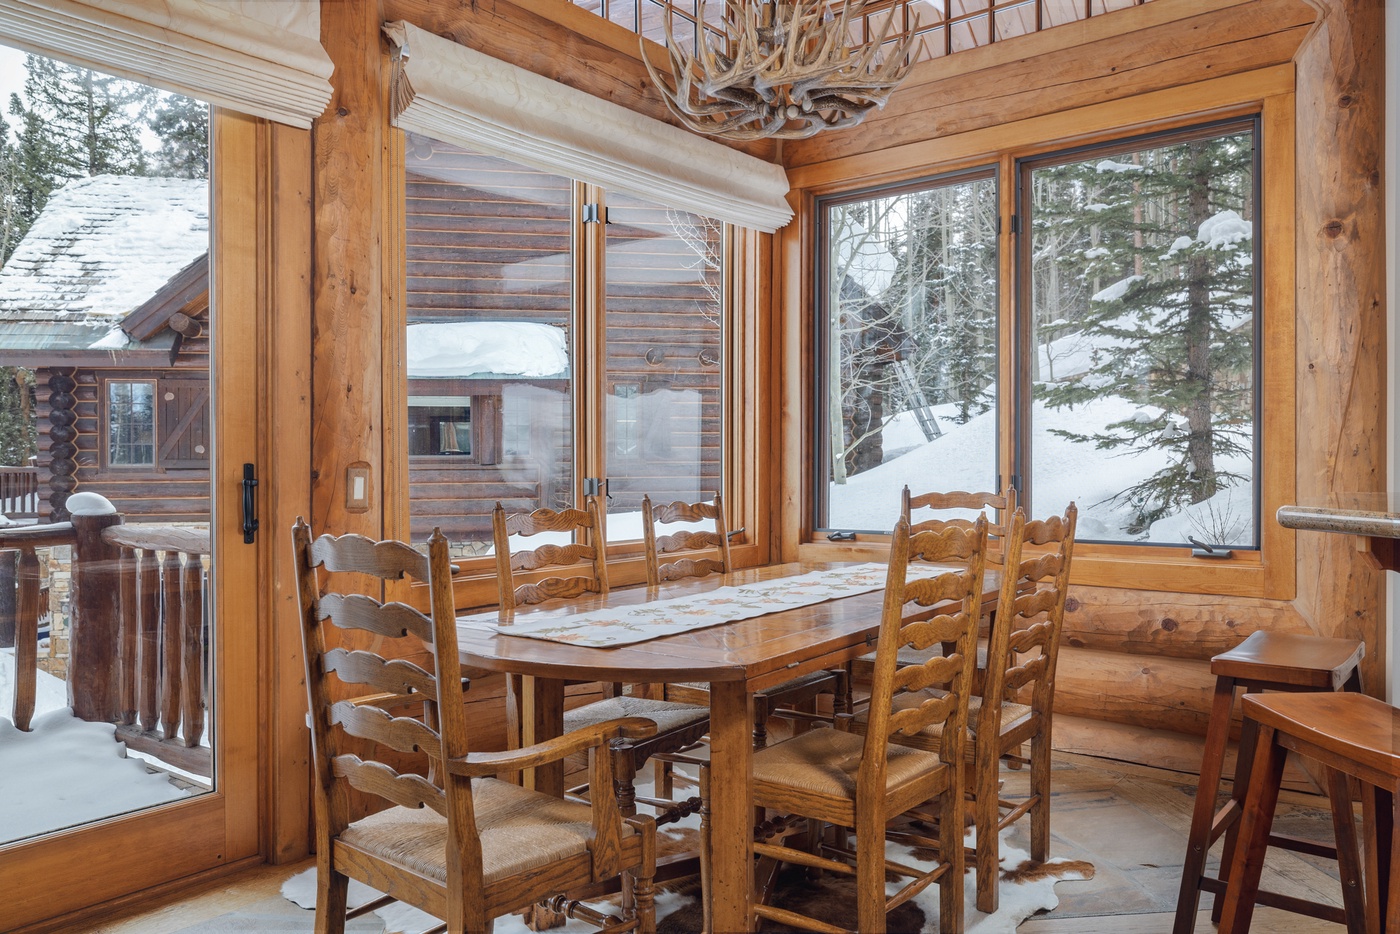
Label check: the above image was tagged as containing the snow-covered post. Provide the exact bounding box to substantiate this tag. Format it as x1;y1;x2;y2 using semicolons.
68;493;123;722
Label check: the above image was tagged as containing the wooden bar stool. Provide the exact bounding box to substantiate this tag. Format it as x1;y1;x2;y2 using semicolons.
1172;630;1365;933
1218;692;1400;933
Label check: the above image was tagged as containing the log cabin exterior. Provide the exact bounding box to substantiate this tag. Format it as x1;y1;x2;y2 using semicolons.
0;0;1390;930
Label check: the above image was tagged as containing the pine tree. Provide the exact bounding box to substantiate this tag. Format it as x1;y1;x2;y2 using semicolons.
149;93;208;179
1038;131;1256;533
14;55;153;181
5;90;59;253
0;368;35;466
0;110;20;264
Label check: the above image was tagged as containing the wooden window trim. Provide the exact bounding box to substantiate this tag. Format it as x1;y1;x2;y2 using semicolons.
782;72;1296;600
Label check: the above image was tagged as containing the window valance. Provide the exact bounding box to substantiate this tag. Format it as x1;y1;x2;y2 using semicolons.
382;21;793;234
0;0;333;128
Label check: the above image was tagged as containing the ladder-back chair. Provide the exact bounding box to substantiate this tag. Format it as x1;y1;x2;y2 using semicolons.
746;516;990;934
491;502;711;819
292;518;658;934
645;494;847;753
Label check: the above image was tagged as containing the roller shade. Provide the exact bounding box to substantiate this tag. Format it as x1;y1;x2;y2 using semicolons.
382;21;793;234
0;0;333;128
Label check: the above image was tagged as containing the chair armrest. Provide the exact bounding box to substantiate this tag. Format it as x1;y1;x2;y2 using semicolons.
445;717;658;777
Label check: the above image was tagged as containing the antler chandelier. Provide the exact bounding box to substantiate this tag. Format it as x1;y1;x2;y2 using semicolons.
644;1;922;141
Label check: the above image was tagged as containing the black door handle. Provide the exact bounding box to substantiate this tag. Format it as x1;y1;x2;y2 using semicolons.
241;463;259;544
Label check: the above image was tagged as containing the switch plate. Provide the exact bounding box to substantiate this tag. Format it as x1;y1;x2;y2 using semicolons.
346;461;371;513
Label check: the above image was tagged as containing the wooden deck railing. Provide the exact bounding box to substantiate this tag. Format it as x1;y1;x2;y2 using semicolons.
0;466;39;520
2;506;212;779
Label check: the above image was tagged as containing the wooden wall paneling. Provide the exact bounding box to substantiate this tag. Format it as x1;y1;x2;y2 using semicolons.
263;120;316;865
776;189;807;563
783;0;1316;167
383;119;408;554
380;0;778;163
1290;0;1387;692
312;0;386;546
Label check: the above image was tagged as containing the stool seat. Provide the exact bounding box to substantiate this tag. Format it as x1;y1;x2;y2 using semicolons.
1211;630;1366;689
1243;692;1400;780
1220;691;1400;933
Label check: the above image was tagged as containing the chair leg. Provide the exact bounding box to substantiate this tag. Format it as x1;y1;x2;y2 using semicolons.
752;693;769;749
613;744;639;818
314;857;348;934
1174;675;1236;934
1217;723;1287;934
940;785;966;934
974;750;1001;914
857;815;888;934
1213;712;1261;924
1324;766;1367;932
1368;785;1396;933
1030;729;1052;863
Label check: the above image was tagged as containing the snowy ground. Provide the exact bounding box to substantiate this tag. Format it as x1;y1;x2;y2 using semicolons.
0;647;197;845
830;397;1254;546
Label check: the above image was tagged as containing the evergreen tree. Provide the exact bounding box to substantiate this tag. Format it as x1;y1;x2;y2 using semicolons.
0;109;20;264
0;368;34;466
149;93;208;179
5;90;59;255
14;55;153;181
1038;132;1256;533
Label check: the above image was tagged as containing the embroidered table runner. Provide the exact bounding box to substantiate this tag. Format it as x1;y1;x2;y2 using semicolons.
458;562;952;648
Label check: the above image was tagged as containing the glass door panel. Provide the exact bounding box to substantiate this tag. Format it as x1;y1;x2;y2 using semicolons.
602;192;723;540
403;135;576;557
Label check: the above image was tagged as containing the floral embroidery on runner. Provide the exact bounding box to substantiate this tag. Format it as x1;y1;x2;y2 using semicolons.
457;562;955;648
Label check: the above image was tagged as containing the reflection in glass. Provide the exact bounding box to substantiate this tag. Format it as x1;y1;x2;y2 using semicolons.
603;192;722;542
404;135;575;556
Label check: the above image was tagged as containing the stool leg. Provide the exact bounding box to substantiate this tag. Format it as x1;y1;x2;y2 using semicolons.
1385;789;1400;934
1218;723;1287;934
1324;766;1367;932
1365;785;1395;933
1213;712;1261;924
1173;675;1237;934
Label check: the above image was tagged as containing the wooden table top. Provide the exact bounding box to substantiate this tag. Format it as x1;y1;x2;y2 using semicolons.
457;561;1000;689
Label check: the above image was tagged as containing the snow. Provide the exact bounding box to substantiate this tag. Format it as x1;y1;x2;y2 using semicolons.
0;648;194;845
1083;247;1109;259
1160;235;1194;260
1090;274;1143;303
1095;159;1144;173
1084;203;1111;213
0;175;208;322
1196;209;1252;251
829;394;1254;546
406;321;568;379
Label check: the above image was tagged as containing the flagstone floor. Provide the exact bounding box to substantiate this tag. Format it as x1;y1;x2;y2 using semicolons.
80;753;1345;933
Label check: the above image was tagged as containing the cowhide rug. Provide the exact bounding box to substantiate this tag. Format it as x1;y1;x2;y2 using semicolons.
281;824;1093;934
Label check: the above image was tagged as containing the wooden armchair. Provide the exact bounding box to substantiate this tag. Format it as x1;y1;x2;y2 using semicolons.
744;516;990;934
645;493;847;751
491;501;711;819
291;519;657;934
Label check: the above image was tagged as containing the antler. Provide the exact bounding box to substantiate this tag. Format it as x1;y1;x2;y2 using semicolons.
644;0;925;141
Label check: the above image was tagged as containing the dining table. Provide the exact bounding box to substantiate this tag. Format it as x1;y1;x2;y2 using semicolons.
456;559;1001;933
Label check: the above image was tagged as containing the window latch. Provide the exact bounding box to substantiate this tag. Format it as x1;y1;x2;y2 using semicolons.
1188;536;1233;559
827;531;857;542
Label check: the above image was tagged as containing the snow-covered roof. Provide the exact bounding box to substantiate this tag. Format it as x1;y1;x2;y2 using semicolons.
406;321;569;380
0;175;208;336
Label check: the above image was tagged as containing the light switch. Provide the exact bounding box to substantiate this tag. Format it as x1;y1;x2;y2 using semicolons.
345;461;371;513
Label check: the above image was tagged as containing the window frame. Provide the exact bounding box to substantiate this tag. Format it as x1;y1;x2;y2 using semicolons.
104;377;158;469
788;89;1295;600
384;134;770;609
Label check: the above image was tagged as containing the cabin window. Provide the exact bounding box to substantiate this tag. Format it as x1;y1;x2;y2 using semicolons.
399;133;733;559
815;118;1261;553
107;380;156;467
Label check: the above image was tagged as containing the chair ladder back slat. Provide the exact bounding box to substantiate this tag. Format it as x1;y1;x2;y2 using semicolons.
330;700;444;759
325;647;438;699
865;516;988;776
492;500;609;613
643;493;730;588
318;592;435;644
903;485;1018;566
310;532;429;582
332;754;448;816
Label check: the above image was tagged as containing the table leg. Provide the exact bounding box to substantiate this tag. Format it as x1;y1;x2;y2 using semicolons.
520;675;565;796
708;680;754;934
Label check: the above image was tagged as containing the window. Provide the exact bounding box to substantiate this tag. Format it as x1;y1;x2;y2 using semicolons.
401;134;733;554
818;169;1000;532
816;118;1261;552
107;380;155;466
